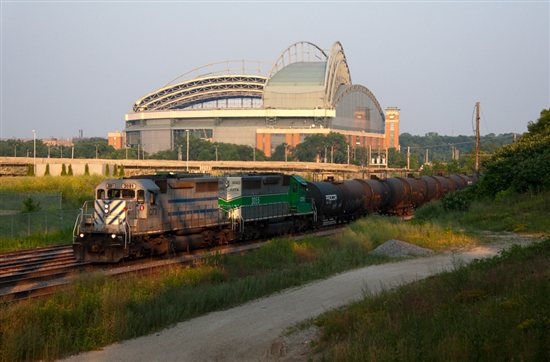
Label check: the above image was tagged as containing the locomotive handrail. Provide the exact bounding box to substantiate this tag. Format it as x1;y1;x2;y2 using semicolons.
72;209;83;242
123;220;131;250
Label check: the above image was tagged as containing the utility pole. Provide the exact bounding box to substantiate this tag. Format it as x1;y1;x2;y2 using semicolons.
425;149;429;164
475;101;480;177
347;144;350;165
368;145;371;167
407;146;410;170
32;130;36;176
186;130;190;172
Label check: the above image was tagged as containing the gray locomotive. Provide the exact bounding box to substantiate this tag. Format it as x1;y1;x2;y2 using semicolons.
73;173;230;262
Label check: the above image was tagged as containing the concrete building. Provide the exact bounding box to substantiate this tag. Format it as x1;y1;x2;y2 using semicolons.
124;41;399;157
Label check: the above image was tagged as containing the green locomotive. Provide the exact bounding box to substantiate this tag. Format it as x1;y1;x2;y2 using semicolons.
218;173;316;239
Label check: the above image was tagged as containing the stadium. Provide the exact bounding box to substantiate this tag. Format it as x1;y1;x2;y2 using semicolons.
123;41;399;159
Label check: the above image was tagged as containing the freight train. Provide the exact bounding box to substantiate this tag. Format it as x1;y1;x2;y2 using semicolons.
73;172;473;263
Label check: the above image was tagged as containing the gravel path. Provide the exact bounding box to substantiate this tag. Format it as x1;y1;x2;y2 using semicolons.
62;236;538;362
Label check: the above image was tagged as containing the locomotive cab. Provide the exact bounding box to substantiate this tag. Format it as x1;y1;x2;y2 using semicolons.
73;179;161;263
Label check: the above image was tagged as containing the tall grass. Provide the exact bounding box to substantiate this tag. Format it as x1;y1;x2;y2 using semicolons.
0;229;73;253
414;190;550;234
315;238;550;361
0;176;103;250
348;216;475;250
0;175;104;209
0;217;474;361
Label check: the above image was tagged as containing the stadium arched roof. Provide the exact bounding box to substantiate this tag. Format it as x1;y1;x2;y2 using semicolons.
132;42;368;112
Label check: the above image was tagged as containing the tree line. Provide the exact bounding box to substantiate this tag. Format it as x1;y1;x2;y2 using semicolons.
0;129;516;171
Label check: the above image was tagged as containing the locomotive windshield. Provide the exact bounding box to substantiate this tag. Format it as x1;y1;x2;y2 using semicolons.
96;188;136;200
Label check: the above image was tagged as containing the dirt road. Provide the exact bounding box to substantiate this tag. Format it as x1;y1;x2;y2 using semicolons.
63;238;536;362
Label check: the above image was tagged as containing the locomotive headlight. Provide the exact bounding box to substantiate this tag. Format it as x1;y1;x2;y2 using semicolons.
79;233;84;238
111;234;116;239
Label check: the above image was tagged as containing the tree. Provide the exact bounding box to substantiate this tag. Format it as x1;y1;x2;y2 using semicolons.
68;164;73;176
119;164;125;177
84;163;90;176
476;109;550;196
105;164;110;176
61;163;67;176
293;133;347;163
44;164;50;176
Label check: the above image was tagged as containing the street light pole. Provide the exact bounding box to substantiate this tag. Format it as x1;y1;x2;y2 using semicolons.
186;130;190;172
32;130;36;176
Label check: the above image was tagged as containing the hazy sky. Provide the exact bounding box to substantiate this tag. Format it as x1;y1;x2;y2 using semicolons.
1;1;548;140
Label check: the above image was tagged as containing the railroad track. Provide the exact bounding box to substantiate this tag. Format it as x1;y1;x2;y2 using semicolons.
0;244;91;301
0;227;343;302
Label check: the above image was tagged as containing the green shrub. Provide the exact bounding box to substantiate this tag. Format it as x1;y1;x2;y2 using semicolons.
68;164;73;176
442;187;476;211
105;164;110;176
44;164;50;176
21;197;41;213
61;164;67;176
476;109;550;197
84;164;90;176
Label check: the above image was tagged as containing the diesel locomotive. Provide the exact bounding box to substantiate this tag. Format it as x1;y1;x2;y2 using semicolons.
73;172;473;263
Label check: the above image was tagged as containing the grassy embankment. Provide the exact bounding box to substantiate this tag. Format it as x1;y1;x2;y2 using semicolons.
0;215;474;361
312;190;550;361
0;176;103;252
315;237;549;361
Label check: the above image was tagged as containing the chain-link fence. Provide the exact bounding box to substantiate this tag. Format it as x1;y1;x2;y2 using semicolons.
0;192;62;211
0;209;80;239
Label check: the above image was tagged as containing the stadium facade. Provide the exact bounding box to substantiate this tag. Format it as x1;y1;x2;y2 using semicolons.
122;41;399;158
